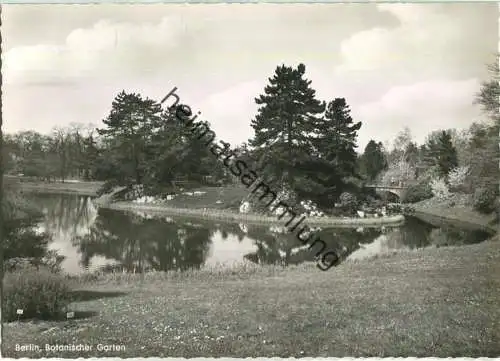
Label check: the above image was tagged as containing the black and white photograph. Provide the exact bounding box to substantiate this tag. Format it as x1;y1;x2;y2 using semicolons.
1;2;499;357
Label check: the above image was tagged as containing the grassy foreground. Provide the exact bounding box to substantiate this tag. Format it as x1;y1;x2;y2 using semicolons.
3;237;500;358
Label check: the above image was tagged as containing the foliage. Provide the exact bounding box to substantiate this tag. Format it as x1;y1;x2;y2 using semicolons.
3;125;98;181
423;130;458;178
249;63;325;193
447;166;470;192
463;122;499;194
473;186;498;214
450;128;473;167
97;91;164;185
430;178;451;201
338;192;359;214
385;127;416;166
380;159;416;186
402;181;433;204
2;184;64;282
249;63;362;210
3;265;73;322
3;250;64;274
360;140;387;181
404;141;420;167
418;165;441;182
475;56;500;126
303;97;362;208
2;186;52;261
380;127;419;186
2;60;497;222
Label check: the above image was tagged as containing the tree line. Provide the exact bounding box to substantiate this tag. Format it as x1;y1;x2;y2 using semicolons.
3;61;498;214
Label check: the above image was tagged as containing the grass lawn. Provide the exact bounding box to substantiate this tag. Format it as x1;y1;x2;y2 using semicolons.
3;237;499;358
412;196;498;233
164;185;248;210
14;179;104;196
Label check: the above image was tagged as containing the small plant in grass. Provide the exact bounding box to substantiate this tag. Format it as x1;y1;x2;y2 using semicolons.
3;265;73;322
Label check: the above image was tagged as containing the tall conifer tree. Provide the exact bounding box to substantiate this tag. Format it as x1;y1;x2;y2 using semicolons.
299;98;362;207
249;63;325;190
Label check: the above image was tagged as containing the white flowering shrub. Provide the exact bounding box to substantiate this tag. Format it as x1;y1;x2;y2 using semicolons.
430;178;450;200
380;159;416;186
447;166;470;191
299;200;325;217
239;201;251;214
273;206;287;217
269;225;287;234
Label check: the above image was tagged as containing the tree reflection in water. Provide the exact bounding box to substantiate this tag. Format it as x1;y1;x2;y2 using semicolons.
27;194;493;274
73;209;214;273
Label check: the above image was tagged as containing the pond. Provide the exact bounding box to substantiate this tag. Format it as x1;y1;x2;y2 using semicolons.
28;193;493;275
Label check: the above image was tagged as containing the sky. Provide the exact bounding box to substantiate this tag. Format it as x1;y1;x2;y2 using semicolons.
3;3;498;151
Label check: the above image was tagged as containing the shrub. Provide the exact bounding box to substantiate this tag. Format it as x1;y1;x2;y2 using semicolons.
3;252;64;273
430;178;450;201
3;265;73;322
338;192;359;214
473;186;499;214
402;182;433;203
448;166;470;192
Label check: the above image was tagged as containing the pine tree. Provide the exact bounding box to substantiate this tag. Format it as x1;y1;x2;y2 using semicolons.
97;91;163;185
249;63;325;190
424;130;458;177
300;98;362;207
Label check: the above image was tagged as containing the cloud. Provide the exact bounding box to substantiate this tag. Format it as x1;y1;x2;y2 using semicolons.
332;3;493;149
3;17;191;85
354;78;483;149
335;4;482;79
3;3;495;152
197;80;265;146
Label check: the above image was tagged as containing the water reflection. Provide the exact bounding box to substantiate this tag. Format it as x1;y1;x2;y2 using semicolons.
26;193;493;275
73;208;213;272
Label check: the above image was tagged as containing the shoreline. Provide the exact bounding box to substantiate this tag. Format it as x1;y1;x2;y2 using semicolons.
13;180;496;232
408;202;498;234
97;200;406;227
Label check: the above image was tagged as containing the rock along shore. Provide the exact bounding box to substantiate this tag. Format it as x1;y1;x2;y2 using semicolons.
95;200;406;228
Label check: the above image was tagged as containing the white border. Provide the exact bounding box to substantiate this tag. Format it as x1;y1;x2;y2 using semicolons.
3;359;500;361
1;1;499;360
